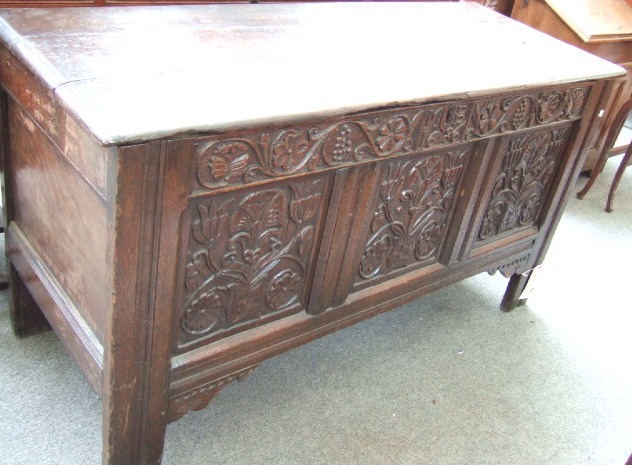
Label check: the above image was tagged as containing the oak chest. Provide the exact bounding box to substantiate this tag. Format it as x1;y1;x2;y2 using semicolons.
0;3;624;464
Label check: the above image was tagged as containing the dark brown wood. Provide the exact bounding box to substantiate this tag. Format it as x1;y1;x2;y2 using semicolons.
500;269;531;311
1;88;49;335
0;3;624;465
103;141;174;465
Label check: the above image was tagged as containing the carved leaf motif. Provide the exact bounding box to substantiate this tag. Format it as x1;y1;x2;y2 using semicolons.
185;250;211;291
231;191;286;235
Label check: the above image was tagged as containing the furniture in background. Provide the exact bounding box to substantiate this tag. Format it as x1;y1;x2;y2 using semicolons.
0;3;623;465
510;0;632;172
577;96;632;211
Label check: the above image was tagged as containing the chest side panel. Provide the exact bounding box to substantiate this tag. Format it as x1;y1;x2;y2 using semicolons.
6;99;110;343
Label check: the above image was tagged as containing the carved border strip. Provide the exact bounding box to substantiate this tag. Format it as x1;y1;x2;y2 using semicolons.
193;85;590;193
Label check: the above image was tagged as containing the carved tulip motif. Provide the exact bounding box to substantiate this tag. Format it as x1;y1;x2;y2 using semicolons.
197;141;252;187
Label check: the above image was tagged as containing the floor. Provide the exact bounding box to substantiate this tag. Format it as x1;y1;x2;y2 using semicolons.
0;156;630;465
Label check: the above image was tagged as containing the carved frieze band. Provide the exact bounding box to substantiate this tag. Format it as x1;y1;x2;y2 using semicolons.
357;148;469;282
477;126;571;243
180;177;326;347
194;86;589;192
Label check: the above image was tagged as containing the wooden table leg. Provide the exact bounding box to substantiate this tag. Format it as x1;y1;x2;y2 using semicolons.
578;96;632;201
606;141;632;212
500;270;533;311
8;262;50;337
102;144;175;465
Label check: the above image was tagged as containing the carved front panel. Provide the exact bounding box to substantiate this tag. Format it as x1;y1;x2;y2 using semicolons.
476;125;572;245
179;176;328;348
193;86;589;194
355;147;470;287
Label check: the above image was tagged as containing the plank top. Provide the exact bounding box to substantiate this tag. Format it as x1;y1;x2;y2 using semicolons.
0;2;625;145
545;0;632;43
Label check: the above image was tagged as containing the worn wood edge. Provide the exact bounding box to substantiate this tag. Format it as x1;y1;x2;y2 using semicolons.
6;222;104;395
0;15;20;49
58;81;622;149
0;27;67;90
0;45;110;200
168;241;534;420
55;60;622;147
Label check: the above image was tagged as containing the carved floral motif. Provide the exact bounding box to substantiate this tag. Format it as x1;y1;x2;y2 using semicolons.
358;149;469;281
180;178;326;345
478;127;571;242
193;87;588;193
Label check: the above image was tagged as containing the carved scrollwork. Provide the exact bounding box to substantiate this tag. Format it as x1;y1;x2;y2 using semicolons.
169;365;259;422
465;88;586;140
478;127;571;242
488;255;532;278
193;86;589;193
358;148;469;281
180;178;326;346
